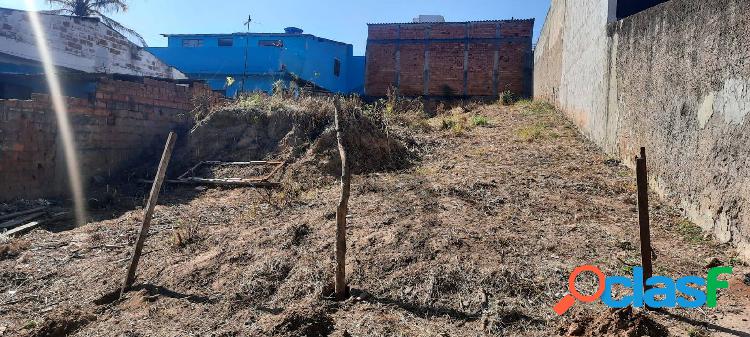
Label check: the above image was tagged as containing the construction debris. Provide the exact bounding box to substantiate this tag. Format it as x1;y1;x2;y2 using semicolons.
0;211;46;229
175;161;284;187
1;212;71;238
0;206;48;222
141;161;285;188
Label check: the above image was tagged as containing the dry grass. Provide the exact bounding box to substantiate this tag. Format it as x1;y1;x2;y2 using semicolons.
516;121;559;142
0;98;744;337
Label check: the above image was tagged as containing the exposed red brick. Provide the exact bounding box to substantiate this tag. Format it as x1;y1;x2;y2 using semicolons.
0;77;221;200
365;20;533;97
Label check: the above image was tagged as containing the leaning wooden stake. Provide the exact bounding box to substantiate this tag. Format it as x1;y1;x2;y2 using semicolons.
334;99;351;301
636;147;653;289
121;132;177;298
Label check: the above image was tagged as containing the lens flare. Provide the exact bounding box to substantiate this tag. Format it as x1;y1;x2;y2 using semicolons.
24;0;87;226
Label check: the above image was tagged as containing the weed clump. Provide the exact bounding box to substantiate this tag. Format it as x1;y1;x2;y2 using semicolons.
676;219;706;243
440;114;471;136
516;122;558;142
500;90;517;105
366;87;430;131
471;115;490;127
515;99;555;116
172;221;201;248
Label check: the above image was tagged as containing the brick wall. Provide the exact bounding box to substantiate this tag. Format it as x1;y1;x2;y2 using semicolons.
0;77;217;200
365;20;534;97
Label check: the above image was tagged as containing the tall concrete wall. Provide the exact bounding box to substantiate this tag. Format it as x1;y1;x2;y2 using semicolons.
535;0;750;258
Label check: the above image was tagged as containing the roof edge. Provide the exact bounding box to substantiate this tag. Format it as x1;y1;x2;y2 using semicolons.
159;32;353;47
367;18;535;25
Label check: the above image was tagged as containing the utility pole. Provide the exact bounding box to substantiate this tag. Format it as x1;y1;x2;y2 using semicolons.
242;14;251;94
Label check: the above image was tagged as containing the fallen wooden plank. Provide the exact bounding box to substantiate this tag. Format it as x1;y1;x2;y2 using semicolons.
177;161;205;180
262;162;286;181
203;161;284;166
182;177;281;186
140;179;280;187
5;221;41;236
0;212;46;229
0;206;48;222
3;212;70;237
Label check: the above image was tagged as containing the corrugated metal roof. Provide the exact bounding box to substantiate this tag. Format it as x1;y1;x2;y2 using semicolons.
367;18;534;25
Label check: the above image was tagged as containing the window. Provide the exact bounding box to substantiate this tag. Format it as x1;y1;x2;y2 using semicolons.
259;40;284;47
333;58;341;77
616;0;669;19
218;38;233;47
182;39;204;48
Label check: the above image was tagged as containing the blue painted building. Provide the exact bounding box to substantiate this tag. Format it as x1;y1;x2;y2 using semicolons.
147;28;365;97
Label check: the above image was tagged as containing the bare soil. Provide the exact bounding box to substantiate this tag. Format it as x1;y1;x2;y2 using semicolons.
1;101;748;337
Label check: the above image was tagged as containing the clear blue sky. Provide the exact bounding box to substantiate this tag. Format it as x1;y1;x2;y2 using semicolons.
3;0;550;55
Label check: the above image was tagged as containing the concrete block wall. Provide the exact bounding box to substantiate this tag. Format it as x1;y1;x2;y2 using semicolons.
534;0;750;258
365;20;534;97
0;77;216;200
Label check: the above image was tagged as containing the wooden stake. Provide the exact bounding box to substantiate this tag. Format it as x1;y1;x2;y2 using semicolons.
636;147;653;288
334;99;351;301
121;132;177;298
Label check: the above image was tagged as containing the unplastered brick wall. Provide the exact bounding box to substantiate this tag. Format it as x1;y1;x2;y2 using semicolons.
0;77;217;200
365;20;534;97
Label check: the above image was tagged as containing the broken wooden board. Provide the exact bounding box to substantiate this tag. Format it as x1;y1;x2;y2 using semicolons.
0;211;46;229
5;221;41;237
0;206;48;222
140;179;280;188
3;212;70;237
164;160;285;188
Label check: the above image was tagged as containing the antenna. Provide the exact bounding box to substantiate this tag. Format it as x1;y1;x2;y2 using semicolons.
242;14;251;94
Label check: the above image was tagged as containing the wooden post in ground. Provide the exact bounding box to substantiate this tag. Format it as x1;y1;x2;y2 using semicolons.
121;132;177;298
334;99;351;301
636;147;653;288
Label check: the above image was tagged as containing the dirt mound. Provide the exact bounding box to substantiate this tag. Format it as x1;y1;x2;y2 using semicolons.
0;239;29;261
28;307;96;337
561;307;668;337
257;300;335;337
177;94;414;179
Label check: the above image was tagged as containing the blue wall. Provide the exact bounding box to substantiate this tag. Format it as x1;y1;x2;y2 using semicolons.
147;33;365;97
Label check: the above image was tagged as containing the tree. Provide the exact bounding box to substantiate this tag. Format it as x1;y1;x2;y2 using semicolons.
45;0;147;47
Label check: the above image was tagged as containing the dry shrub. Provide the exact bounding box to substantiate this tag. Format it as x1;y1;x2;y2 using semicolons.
31;307;96;337
440;112;473;136
177;92;416;180
256;299;334;337
561;307;668;337
366;87;430;131
0;238;29;261
236;257;294;306
172;221;200;248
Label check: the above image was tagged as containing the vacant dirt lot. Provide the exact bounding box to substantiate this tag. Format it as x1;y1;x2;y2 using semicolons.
1;99;748;336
